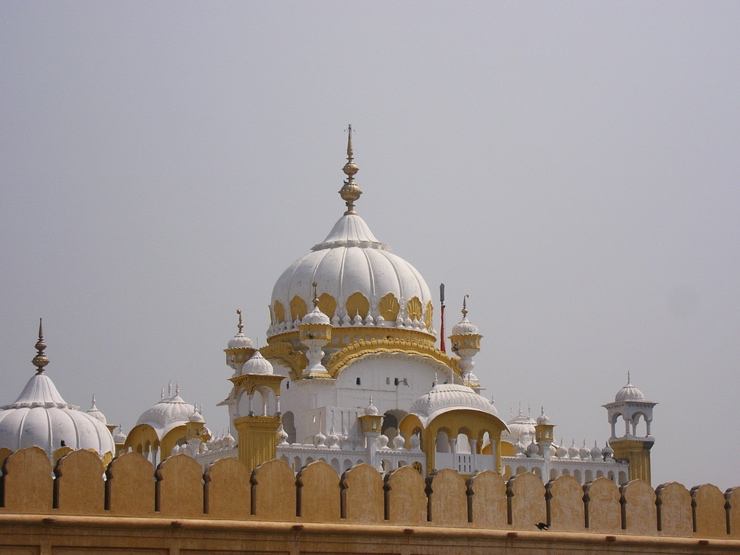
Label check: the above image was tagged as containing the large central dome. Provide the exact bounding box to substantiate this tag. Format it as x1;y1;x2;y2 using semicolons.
268;213;434;338
267;127;434;340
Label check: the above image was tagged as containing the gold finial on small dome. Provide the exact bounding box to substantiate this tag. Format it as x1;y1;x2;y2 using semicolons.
312;282;319;307
339;124;362;215
461;294;469;317
236;309;243;333
32;318;49;374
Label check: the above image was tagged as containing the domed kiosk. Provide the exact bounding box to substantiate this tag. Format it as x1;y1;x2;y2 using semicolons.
0;321;115;463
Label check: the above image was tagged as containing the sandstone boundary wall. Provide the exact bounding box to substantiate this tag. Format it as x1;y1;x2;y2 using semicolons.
0;447;738;554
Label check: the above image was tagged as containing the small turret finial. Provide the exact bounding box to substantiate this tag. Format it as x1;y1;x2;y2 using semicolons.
32;318;50;374
627;370;631;385
339;125;362;215
236;309;243;333
312;282;320;307
461;294;469;317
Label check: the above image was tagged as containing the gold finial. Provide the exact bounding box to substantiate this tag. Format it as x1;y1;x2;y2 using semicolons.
32;318;49;374
339;124;362;215
236;309;243;333
461;294;469;317
312;282;319;307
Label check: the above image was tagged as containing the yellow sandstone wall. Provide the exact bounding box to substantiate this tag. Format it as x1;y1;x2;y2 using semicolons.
0;447;738;554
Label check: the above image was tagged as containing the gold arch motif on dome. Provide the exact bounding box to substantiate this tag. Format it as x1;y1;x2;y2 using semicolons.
378;293;400;321
326;337;461;379
290;296;308;322
316;293;337;319
424;301;434;329
407;296;422;322
345;292;370;320
273;300;285;324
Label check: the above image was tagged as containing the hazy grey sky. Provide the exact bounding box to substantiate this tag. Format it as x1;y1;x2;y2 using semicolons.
1;2;738;490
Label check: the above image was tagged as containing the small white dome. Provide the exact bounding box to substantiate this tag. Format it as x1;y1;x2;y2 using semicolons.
536;407;551;425
504;408;537;444
591;441;603;460
189;410;205;423
242;351;274;375
615;380;646;402
114;426;127;444
302;305;330;326
364;398;379;416
86;395;107;425
136;387;197;439
451;314;478;335
409;384;501;425
228;332;253;349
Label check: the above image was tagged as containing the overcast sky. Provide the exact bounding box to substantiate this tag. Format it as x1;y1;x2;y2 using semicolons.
1;2;738;491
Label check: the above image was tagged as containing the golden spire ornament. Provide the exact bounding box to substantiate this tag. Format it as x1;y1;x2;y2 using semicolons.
32;318;49;374
339;124;362;215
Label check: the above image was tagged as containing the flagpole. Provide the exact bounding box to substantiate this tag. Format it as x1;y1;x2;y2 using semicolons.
439;283;446;353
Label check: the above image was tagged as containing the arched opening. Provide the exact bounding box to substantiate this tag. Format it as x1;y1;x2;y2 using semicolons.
330;458;340;473
516;466;527;475
435;430;451;453
533;467;542;479
382;409;407;440
282;411;296;444
549;468;558;481
585;469;593;483
573;469;582;483
618;471;628;485
455;432;471;454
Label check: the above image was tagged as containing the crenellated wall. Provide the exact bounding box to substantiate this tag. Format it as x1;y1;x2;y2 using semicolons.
0;447;738;554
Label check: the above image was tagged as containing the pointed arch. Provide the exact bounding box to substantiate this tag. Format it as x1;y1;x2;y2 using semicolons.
407;296;422;321
273;300;285;323
378;293;400;321
290;296;308;322
316;293;337;319
346;292;370;320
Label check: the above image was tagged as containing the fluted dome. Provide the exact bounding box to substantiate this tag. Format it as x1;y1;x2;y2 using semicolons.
136;388;197;438
451;314;478;335
503;409;538;444
269;213;434;337
0;373;115;457
242;350;274;375
228;332;253;349
302;305;330;326
409;384;501;426
86;395;107;425
615;380;645;402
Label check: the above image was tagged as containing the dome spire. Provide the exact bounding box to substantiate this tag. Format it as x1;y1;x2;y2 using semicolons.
236;309;243;333
32;318;49;374
339;124;362;215
461;294;469;317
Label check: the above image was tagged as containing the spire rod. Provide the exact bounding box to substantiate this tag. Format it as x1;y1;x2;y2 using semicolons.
312;282;319;307
339;124;362;215
236;309;243;334
461;294;469;317
32;318;49;374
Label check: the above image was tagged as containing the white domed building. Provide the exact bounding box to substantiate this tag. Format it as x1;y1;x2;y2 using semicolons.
0;321;115;464
121;383;209;467
208;130;647;485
